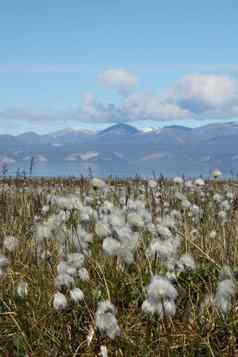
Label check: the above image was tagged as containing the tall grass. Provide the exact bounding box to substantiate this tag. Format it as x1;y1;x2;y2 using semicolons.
0;177;238;356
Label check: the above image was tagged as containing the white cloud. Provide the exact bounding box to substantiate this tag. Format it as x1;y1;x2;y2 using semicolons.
123;92;190;121
98;69;138;94
73;91;189;123
77;92;125;123
73;76;238;121
1;73;238;125
0;107;58;121
168;74;238;116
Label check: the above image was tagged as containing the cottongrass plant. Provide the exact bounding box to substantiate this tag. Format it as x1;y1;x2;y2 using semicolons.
142;275;177;318
95;300;121;340
1;175;238;355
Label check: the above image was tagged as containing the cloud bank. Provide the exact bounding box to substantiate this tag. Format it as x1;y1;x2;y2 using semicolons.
98;68;138;94
1;70;238;124
169;74;238;118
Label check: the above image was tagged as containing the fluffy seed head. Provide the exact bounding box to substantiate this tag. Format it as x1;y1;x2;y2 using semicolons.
91;178;107;189
54;273;75;289
70;287;84;303
53;292;68;311
176;254;196;273
0;255;9;269
3;236;18;252
96;300;120;339
215;279;236;314
147;275;177;302
17;281;28;298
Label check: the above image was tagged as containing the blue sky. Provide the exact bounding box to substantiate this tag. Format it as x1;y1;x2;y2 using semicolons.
0;0;238;134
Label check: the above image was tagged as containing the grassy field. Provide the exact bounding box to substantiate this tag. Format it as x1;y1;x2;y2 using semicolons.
0;176;238;356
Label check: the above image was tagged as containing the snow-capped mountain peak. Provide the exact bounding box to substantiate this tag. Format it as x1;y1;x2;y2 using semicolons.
48;128;96;138
140;127;160;134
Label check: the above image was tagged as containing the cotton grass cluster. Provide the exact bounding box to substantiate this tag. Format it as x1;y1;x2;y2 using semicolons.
0;174;238;355
142;275;177;318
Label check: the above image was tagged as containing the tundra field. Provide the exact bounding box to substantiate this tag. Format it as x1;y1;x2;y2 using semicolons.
1;176;238;356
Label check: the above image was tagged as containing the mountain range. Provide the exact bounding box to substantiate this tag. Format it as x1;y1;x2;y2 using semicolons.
0;122;238;178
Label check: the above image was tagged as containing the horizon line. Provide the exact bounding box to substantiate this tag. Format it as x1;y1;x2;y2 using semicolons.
1;120;238;137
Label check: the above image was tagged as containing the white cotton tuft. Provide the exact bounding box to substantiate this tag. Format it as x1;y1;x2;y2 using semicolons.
191;204;201;216
148;237;180;266
215;279;236;314
3;236;19;252
100;345;108;357
219;265;234;281
148;180;157;189
102;237;121;256
226;191;234;200
181;199;191;209
175;191;186;201
147;276;177;301
173;177;183;184
127;212;144;228
70;287;84;303
108;213;125;228
157;225;172;239
220;200;230;211
149;300;177;318
53;292;68;311
218;210;227;221
194;178;205;186
67;253;85;269
142;275;177;319
96;300;121;339
176;254;196;273
42;205;49;214
141;299;157;315
95;222;111;238
54;273;75;289
17;281;28;298
213;193;222;202
185;180;193;188
91;178;107;189
212;169;222;179
57;261;77;276
78;267;90;281
209;230;217;239
0;255;9;269
0;268;6;278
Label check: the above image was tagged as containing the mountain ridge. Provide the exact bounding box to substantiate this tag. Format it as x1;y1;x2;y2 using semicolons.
97;123;140;136
6;121;238;137
0;122;238;177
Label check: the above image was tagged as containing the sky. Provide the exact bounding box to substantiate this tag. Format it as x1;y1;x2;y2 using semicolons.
0;0;238;134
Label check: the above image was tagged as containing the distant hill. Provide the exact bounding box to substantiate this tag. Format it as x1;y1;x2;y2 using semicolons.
0;122;238;177
163;125;192;131
98;123;140;136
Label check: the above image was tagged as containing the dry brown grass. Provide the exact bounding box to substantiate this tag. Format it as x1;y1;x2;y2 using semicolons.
0;177;238;356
